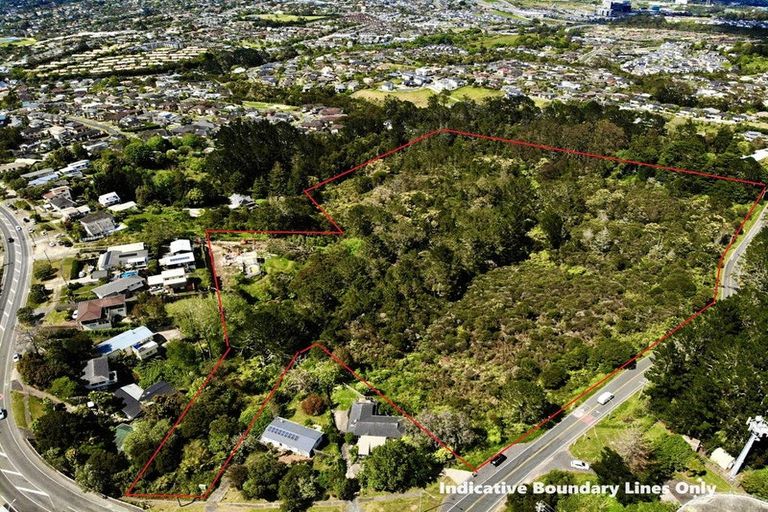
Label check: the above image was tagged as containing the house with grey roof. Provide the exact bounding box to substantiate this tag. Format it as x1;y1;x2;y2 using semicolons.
259;417;324;457
347;400;405;456
81;356;118;390
80;211;117;239
92;276;146;299
347;400;404;438
113;380;176;420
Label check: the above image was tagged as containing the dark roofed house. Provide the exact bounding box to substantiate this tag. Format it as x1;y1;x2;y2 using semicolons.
259;417;324;457
80;211;117;239
113;381;176;420
48;194;76;212
347;400;404;438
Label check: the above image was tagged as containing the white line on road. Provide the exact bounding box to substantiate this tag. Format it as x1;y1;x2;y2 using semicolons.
0;469;22;477
14;486;48;496
0;452;8;458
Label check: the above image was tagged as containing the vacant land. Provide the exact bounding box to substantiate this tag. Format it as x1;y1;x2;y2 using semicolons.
352;86;503;107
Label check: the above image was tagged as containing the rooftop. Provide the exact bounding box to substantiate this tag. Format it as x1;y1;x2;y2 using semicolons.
76;294;125;323
96;326;154;356
348;400;404;438
260;417;323;456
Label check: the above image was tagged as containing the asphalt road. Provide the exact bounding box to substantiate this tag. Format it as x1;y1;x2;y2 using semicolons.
0;205;139;512
720;203;768;299
442;198;767;512
441;357;651;512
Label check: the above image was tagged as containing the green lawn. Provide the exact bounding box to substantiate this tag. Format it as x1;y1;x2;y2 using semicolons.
263;256;296;274
0;37;35;47
448;86;505;103
352;88;436;108
571;394;736;493
360;481;443;512
286;395;333;429
27;396;48;423
331;385;359;409
352;86;503;108
254;13;329;22
243;100;299;111
71;282;99;300
43;309;70;326
571;394;659;462
10;391;27;429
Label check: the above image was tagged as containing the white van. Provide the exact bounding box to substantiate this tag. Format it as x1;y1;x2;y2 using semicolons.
597;391;614;405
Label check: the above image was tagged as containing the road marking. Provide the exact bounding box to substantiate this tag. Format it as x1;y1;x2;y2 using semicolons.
0;452;8;458
15;486;48;496
1;469;22;477
452;370;649;512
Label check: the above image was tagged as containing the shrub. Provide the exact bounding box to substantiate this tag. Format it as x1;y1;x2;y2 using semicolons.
300;393;326;416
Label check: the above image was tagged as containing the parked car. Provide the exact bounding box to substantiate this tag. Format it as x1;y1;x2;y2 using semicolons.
71;310;79;320
490;453;507;467
0;409;7;420
11;353;21;363
570;459;590;470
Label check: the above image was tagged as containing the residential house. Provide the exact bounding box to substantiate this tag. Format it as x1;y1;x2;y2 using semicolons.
228;193;255;209
81;356;118;390
96;242;148;273
147;267;188;294
76;295;127;330
80;211;117;239
158;240;195;270
96;326;155;358
259;417;324;458
98;192;121;207
347;400;404;456
132;340;159;361
113;381;176;420
92;275;146;299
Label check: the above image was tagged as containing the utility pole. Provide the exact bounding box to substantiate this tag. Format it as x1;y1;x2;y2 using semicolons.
730;416;768;478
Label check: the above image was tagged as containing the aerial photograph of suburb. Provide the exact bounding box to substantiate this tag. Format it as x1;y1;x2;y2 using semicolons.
1;0;768;511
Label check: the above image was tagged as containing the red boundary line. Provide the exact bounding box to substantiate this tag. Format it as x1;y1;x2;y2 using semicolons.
124;128;766;499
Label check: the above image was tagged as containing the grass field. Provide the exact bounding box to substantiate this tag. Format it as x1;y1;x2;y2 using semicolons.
243;100;299;111
11;392;26;429
254;13;329;22
360;481;443;512
352;86;503;108
0;37;35;47
571;394;736;492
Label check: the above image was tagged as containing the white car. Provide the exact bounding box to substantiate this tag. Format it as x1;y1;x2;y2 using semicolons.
0;409;7;420
14;226;20;232
11;353;21;363
570;459;590;470
71;310;79;320
597;391;614;405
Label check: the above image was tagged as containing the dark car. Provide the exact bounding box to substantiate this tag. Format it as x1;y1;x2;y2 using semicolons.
490;453;507;467
6;237;12;243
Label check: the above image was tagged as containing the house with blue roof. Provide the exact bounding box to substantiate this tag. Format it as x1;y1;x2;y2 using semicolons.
96;326;154;358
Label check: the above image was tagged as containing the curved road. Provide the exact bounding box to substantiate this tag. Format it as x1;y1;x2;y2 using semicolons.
0;205;139;512
443;198;766;512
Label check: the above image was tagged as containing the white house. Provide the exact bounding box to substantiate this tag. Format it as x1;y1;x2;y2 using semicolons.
98;192;121;207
